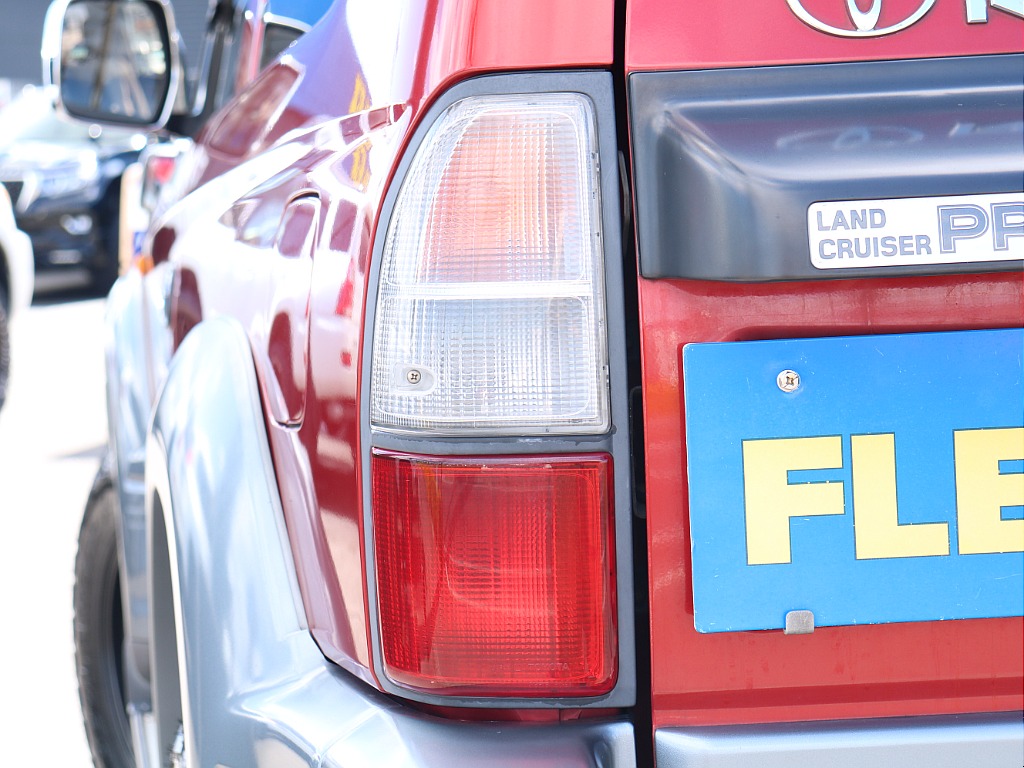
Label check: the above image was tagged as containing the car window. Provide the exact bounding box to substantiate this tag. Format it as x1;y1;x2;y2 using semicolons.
207;63;300;158
260;22;305;70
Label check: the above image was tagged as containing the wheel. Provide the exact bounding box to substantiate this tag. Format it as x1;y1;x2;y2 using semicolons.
74;469;135;768
0;292;10;413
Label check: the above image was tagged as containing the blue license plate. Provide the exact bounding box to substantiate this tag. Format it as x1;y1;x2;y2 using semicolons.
683;329;1023;633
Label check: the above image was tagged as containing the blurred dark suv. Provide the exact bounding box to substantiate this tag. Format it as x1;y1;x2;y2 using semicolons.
0;85;145;292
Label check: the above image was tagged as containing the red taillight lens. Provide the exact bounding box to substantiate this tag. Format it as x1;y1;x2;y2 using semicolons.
371;450;617;697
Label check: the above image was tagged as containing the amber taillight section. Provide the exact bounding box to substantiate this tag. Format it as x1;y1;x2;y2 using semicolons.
371;450;617;697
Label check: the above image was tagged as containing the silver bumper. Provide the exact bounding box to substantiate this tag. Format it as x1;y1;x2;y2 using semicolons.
656;712;1024;768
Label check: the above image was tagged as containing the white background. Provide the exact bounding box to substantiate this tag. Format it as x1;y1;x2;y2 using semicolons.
0;289;103;765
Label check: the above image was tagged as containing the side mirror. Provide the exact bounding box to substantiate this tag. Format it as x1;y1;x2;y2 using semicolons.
43;0;180;129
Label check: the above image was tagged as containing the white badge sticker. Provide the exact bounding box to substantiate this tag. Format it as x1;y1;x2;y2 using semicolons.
809;192;1023;270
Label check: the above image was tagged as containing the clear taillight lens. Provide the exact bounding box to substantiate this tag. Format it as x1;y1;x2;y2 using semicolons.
370;93;609;435
372;450;617;696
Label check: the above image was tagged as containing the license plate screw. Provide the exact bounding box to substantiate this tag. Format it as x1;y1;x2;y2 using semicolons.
777;369;801;393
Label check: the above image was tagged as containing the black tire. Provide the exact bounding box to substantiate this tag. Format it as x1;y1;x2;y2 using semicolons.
74;469;135;768
0;291;10;412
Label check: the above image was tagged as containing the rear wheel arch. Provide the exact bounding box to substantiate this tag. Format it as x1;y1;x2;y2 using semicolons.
144;314;302;766
145;477;187;767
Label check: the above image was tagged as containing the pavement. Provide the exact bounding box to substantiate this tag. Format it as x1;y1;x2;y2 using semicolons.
0;287;106;765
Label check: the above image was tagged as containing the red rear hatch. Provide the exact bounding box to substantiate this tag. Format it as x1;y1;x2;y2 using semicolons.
625;0;1023;737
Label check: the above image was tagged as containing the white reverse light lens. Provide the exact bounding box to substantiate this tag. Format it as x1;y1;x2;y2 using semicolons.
371;93;609;435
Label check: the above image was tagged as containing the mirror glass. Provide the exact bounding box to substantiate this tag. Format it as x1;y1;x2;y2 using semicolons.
60;0;171;125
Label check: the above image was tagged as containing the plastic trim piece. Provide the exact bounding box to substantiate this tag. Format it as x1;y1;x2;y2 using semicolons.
629;53;1024;281
655;712;1024;768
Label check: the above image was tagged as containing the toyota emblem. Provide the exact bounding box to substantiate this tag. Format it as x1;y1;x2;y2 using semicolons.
787;0;938;37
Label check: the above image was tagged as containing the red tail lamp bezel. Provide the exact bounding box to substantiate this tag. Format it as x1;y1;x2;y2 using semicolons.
371;450;617;698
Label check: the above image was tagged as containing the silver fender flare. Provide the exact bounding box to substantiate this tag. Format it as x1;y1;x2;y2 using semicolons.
104;269;163;704
145;315;311;765
144;315;638;767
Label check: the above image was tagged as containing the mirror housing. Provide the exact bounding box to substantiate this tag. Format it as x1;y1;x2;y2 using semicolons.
43;0;182;130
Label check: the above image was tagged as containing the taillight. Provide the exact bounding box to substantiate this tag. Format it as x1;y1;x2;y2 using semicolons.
370;93;609;436
364;81;629;705
372;451;616;696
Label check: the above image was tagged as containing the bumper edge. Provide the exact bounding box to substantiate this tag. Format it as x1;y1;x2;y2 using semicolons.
655;711;1024;768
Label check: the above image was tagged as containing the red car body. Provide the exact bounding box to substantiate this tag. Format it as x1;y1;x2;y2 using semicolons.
47;0;1022;765
629;0;1022;732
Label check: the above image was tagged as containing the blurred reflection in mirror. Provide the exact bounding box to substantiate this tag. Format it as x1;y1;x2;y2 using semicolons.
60;0;171;125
